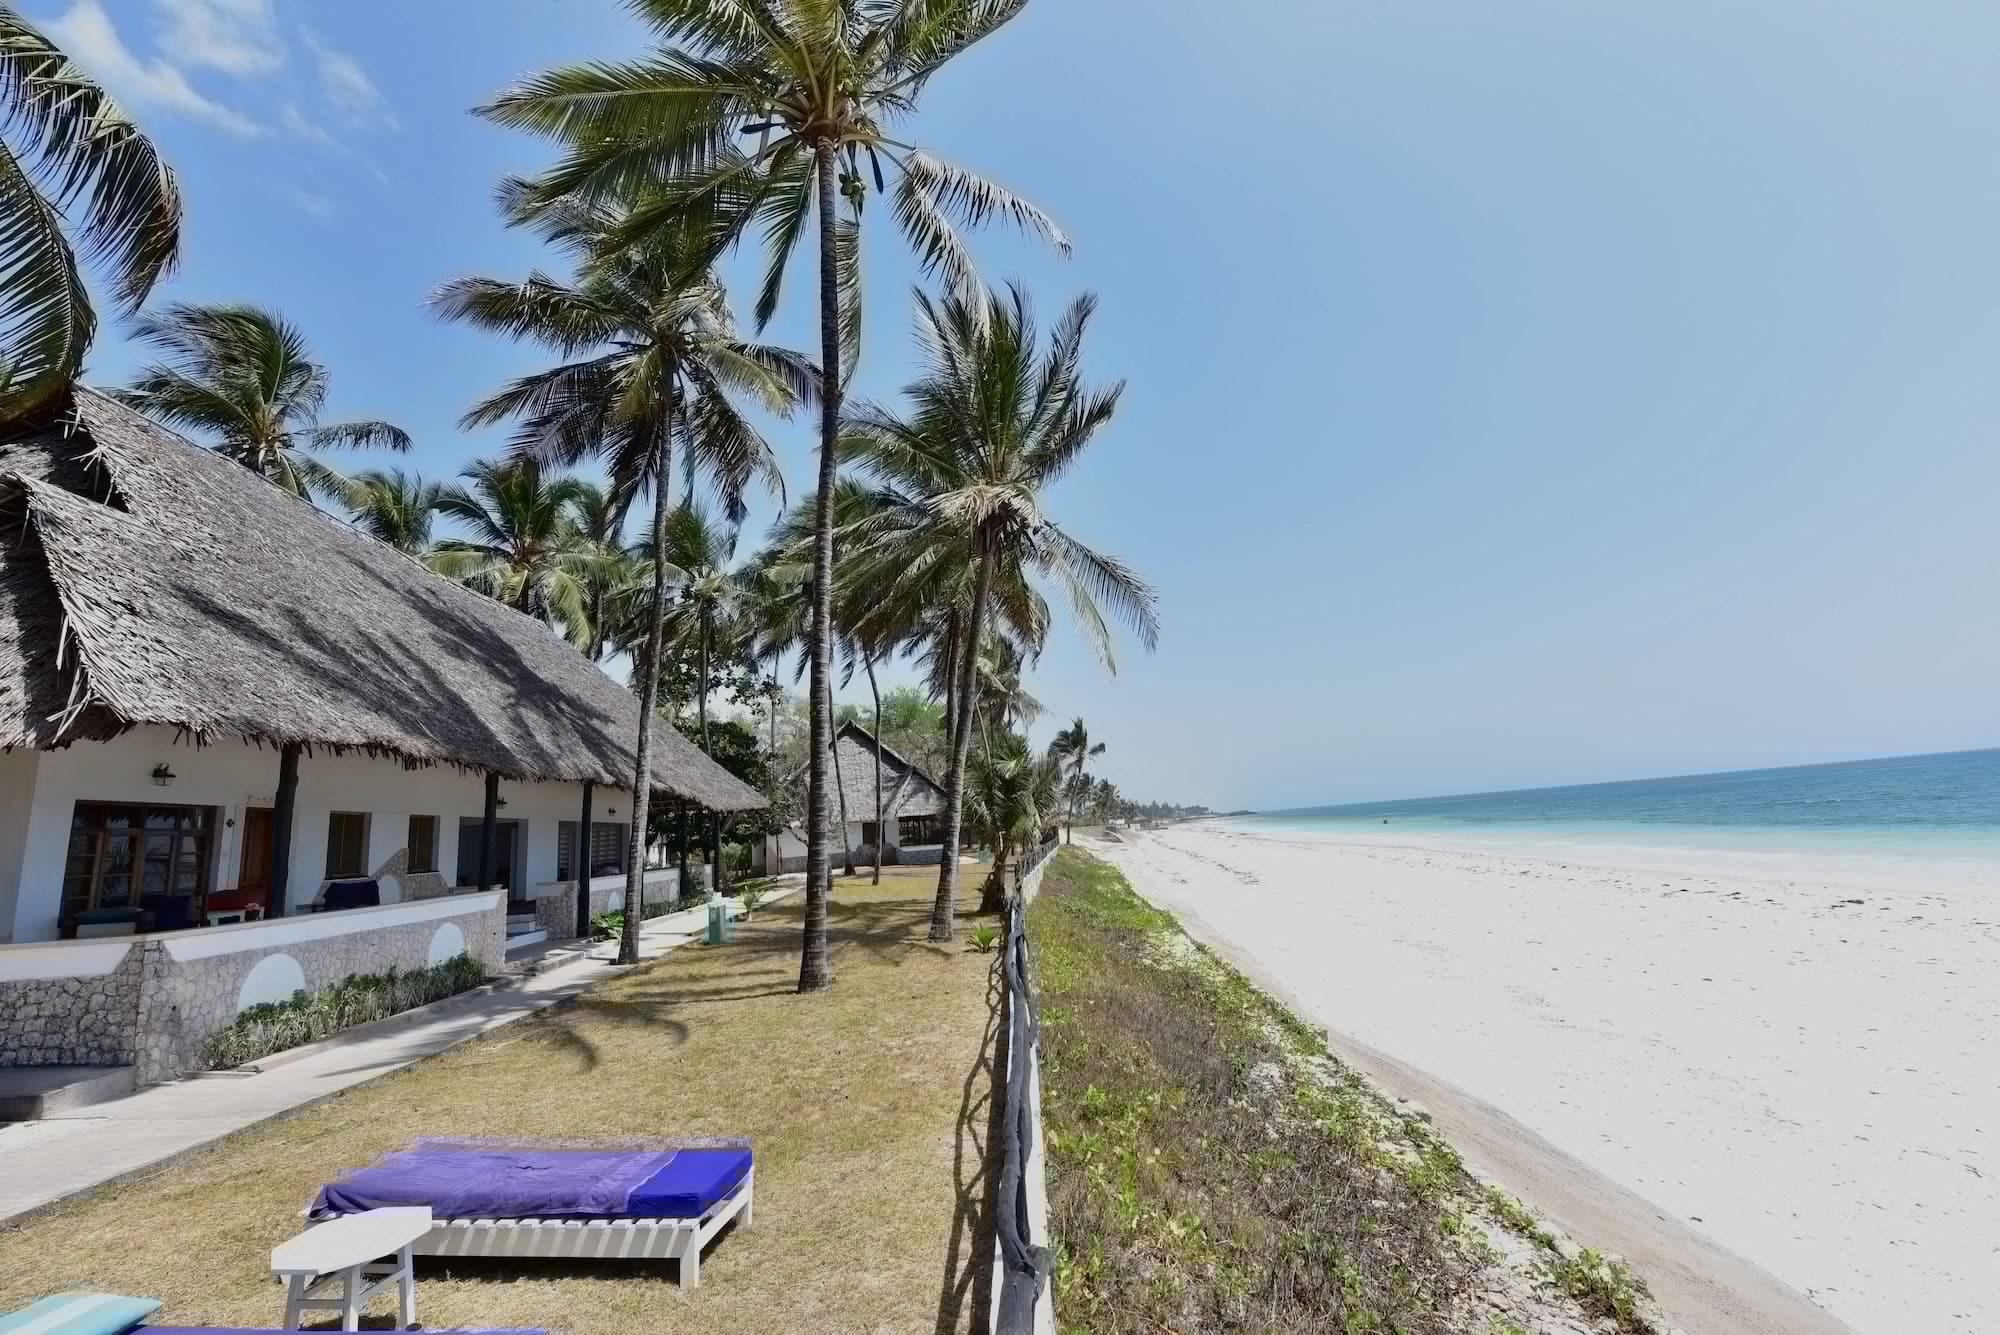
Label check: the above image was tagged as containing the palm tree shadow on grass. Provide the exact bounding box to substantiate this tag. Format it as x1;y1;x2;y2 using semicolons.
513;996;692;1073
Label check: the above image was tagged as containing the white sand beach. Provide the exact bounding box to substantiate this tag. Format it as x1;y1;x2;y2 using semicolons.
1098;825;2000;1335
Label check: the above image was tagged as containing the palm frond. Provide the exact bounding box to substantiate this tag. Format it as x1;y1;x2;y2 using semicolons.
309;419;413;453
0;8;180;310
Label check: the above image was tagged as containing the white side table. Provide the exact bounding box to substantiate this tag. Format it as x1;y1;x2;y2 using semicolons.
270;1206;433;1331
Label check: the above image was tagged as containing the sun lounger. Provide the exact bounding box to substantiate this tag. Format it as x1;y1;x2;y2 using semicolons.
310;1139;754;1290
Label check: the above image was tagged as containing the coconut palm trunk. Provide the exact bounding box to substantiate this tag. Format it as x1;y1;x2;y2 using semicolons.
698;606;711;757
798;137;842;992
865;650;883;885
939;611;960;755
620;408;672;966
829;679;855;876
576;619;607;941
929;534;996;942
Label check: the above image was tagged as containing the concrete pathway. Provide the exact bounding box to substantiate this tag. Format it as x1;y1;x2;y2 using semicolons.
0;883;801;1223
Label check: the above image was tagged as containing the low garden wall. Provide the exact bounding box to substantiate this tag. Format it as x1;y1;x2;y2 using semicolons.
528;869;698;939
0;941;146;1067
0;892;506;1084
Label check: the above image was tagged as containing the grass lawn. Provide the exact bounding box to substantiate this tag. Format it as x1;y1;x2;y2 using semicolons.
0;868;1006;1334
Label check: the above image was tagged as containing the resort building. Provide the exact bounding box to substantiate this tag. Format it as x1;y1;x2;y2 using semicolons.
769;721;951;871
0;393;763;1081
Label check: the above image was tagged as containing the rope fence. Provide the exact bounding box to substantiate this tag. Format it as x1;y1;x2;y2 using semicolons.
993;831;1059;1334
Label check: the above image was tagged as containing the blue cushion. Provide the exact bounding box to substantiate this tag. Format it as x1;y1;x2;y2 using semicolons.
0;1294;160;1334
630;1148;754;1217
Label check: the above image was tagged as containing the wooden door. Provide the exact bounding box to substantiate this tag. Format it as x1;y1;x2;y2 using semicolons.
238;807;275;912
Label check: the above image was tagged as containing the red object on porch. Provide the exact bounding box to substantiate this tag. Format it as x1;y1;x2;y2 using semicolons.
204;890;265;920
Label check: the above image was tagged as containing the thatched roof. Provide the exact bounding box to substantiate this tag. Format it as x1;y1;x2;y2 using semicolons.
0;391;764;812
829;721;946;820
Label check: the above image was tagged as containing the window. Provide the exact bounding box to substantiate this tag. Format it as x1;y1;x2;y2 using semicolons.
898;814;940;846
559;821;628;880
861;821;881;846
406;815;438;874
325;812;370;878
62;803;214;921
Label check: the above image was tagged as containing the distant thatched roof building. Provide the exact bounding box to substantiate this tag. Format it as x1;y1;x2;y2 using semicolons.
0;391;763;812
828;721;947;820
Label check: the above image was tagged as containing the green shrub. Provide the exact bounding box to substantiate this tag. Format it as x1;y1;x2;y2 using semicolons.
198;953;487;1071
969;924;998;952
1544;1248;1650;1328
591;910;625;940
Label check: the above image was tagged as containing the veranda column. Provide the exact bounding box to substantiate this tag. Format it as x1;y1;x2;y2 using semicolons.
574;779;595;939
677;801;690;899
268;741;301;916
478;773;499;894
709;810;721;898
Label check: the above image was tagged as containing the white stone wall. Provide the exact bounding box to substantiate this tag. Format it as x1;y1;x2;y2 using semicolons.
0;748;39;944
2;726;601;943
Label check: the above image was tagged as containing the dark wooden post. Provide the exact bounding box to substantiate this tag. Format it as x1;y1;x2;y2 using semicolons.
574;779;594;939
677;801;690;899
479;773;499;893
714;810;724;894
269;741;301;917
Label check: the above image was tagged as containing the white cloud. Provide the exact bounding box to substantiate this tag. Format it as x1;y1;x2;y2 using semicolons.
152;0;281;77
302;28;398;132
279;103;336;147
43;0;262;137
279;183;333;219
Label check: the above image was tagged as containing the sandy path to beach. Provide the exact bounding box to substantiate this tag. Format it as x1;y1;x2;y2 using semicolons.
1096;826;2000;1335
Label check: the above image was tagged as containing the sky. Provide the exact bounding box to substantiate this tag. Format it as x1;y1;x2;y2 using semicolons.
36;0;2000;810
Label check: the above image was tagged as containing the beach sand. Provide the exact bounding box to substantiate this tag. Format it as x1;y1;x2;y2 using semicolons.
1097;825;2000;1335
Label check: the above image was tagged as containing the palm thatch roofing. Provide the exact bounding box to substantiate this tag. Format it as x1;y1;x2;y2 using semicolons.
0;391;764;812
828;721;946;821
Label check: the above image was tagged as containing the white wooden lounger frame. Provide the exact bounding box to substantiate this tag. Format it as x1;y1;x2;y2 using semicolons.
408;1167;753;1290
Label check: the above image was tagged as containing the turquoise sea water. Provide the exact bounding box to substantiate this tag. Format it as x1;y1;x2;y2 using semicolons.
1234;748;2000;861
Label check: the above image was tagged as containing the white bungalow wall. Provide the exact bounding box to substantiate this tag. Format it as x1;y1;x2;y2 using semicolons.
0;748;39;942
0;726;617;944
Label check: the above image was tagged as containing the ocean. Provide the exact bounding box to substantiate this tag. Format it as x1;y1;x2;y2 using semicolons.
1234;748;2000;861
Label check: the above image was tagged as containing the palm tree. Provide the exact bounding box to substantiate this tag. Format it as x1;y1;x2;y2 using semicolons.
1049;716;1105;843
0;7;180;429
973;632;1042;742
651;503;739;751
845;285;1159;942
564;481;635;661
429;458;601;630
345;469;442;554
965;733;1061;915
116;303;410;503
1090;776;1121;827
480;0;1070;993
436;193;805;968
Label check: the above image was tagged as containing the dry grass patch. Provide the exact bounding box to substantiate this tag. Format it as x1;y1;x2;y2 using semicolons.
0;869;1005;1335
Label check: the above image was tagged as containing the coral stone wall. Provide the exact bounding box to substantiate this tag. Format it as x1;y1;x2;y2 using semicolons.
369;845;454;902
0;946;144;1067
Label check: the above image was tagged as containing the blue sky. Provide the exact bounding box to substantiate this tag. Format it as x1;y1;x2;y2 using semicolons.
42;0;2000;809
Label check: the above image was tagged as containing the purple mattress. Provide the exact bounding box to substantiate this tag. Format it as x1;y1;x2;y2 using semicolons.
145;1330;546;1333
312;1148;752;1221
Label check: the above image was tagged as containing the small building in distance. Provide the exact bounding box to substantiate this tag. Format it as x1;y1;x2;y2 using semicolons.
770;721;951;871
